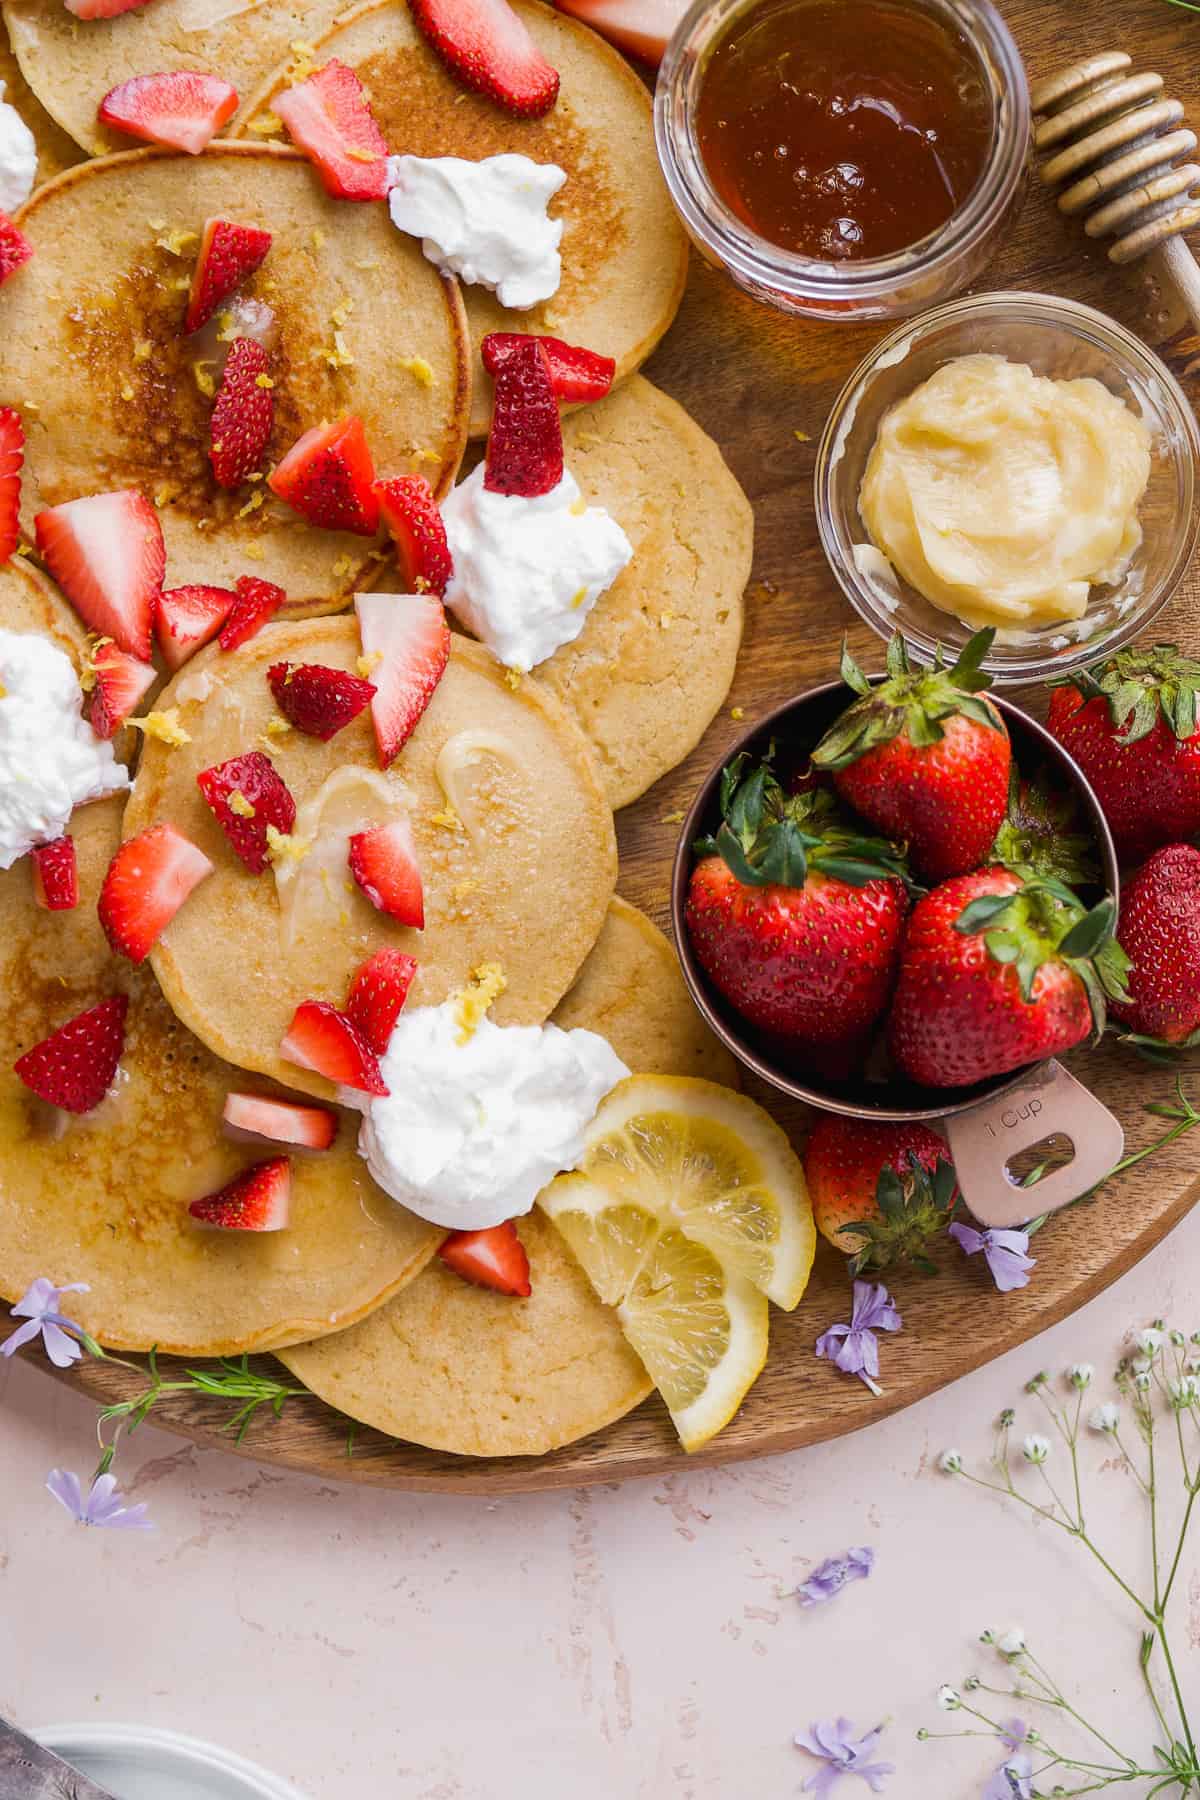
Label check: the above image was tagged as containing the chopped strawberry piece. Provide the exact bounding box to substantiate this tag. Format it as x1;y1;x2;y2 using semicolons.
482;331;616;403
31;837;79;912
66;0;157;17
410;0;559;118
354;591;449;767
155;584;235;670
552;0;682;66
189;1157;291;1231
346;947;417;1055
219;575;285;651
438;1222;532;1297
348;820;424;927
373;475;453;598
268;416;380;536
0;213;33;287
209;337;273;490
88;640;156;739
185;217;273;334
196;750;296;874
99;824;212;963
0;408;23;564
274;59;390;202
280;1000;388;1096
266;660;375;740
34;489;164;660
484;335;563;498
14;995;127;1114
223;1091;338;1150
99;71;238;155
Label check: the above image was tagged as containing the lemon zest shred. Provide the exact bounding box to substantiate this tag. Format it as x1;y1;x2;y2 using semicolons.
265;825;311;867
228;789;256;818
452;962;508;1044
398;355;435;388
129;708;190;748
356;651;383;678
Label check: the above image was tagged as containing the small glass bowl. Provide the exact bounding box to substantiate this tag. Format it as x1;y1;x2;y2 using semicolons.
654;0;1030;322
815;291;1200;684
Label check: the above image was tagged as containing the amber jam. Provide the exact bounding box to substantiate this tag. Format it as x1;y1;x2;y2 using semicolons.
693;0;994;263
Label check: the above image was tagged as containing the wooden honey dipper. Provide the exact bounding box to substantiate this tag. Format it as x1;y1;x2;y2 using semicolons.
1032;51;1200;330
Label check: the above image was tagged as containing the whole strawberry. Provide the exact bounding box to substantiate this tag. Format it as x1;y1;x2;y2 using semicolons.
804;1114;959;1274
889;869;1130;1089
1045;645;1200;865
1111;844;1200;1048
811;629;1010;884
685;753;912;1071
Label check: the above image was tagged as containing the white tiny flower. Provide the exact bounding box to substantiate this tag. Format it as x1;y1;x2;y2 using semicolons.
1169;1375;1200;1408
1170;1329;1186;1348
1132;1356;1153;1377
1135;1369;1152;1393
1066;1362;1093;1390
937;1685;962;1711
1187;1355;1200;1375
995;1626;1026;1657
1022;1433;1051;1465
939;1449;963;1474
1138;1327;1165;1356
1089;1402;1120;1433
963;1675;980;1692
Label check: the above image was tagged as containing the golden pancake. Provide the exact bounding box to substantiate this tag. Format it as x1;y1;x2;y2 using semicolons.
279;895;733;1457
1;11;80;186
122;619;618;1096
0;145;469;602
242;0;689;436
0;573;441;1356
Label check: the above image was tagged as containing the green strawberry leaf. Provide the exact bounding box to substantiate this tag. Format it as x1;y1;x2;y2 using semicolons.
1058;896;1116;961
839;638;872;697
956;893;1017;933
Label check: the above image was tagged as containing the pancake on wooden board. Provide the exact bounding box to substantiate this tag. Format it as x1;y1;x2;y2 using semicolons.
279;897;736;1457
122;620;617;1096
0;145;469;603
0;568;440;1355
1;12;80;186
242;0;689;436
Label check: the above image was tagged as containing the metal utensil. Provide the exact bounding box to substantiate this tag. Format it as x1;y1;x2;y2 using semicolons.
0;1717;121;1800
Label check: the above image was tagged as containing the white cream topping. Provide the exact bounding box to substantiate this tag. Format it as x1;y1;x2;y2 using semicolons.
442;466;633;672
0;81;36;217
0;629;129;869
358;1003;630;1231
386;153;566;310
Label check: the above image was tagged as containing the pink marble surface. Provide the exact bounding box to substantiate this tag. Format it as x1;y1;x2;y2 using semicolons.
1;1207;1196;1799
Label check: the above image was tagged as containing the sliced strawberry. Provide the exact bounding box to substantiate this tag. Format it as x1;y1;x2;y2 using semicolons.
280;1000;388;1096
14;995;127;1114
0;408;23;564
552;0;683;66
354;591;450;767
373;475;453;598
66;0;157;17
265;661;375;740
31;837;79;912
410;0;559;118
209;338;274;490
0;213;33;287
219;575;285;651
99;71;238;155
196;750;296;874
348;820;424;926
189;1157;291;1231
99;824;213;963
484;335;563;498
346;947;417;1056
223;1091;338;1151
481;331;616;403
89;640;156;739
156;583;235;670
438;1222;532;1297
185;217;273;335
268;416;380;536
34;490;163;660
274;59;390;202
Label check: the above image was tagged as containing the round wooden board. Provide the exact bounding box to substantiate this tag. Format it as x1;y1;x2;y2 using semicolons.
14;0;1200;1491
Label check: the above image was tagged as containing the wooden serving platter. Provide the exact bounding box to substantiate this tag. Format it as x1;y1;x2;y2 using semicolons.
25;0;1200;1492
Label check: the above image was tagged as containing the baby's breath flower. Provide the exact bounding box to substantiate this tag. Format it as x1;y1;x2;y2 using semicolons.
939;1449;963;1474
1169;1375;1200;1409
1025;1371;1049;1393
979;1629;996;1645
963;1675;981;1692
1134;1370;1152;1393
1066;1363;1093;1390
1138;1327;1165;1356
1170;1328;1186;1347
1022;1434;1051;1465
998;1408;1015;1427
936;1685;962;1711
1089;1402;1120;1433
995;1626;1026;1658
1132;1356;1153;1377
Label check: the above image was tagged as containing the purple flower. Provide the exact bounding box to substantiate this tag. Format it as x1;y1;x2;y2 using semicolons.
816;1282;902;1396
2;1278;90;1367
797;1546;875;1607
982;1749;1033;1799
998;1718;1028;1756
46;1469;153;1532
794;1719;893;1796
949;1224;1035;1294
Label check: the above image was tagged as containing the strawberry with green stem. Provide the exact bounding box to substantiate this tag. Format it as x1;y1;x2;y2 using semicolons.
805;1114;959;1275
989;765;1100;890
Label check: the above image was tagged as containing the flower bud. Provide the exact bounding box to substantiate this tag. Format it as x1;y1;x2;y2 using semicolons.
937;1685;961;1711
1089;1402;1120;1433
1021;1434;1051;1465
939;1449;963;1474
1066;1363;1093;1390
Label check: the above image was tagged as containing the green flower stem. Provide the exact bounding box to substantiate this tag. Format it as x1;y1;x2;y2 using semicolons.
91;1347;307;1477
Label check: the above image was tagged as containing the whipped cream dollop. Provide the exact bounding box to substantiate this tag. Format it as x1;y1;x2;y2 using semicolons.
0;81;36;217
387;152;566;310
358;1001;630;1231
442;466;633;671
0;629;130;869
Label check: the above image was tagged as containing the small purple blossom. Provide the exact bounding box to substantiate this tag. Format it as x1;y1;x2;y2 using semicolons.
2;1278;90;1367
797;1546;875;1607
46;1469;153;1532
982;1749;1033;1799
949;1223;1035;1294
998;1718;1028;1756
794;1719;893;1796
816;1282;902;1396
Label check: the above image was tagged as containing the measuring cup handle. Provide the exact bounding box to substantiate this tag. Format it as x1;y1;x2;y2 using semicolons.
942;1059;1125;1229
